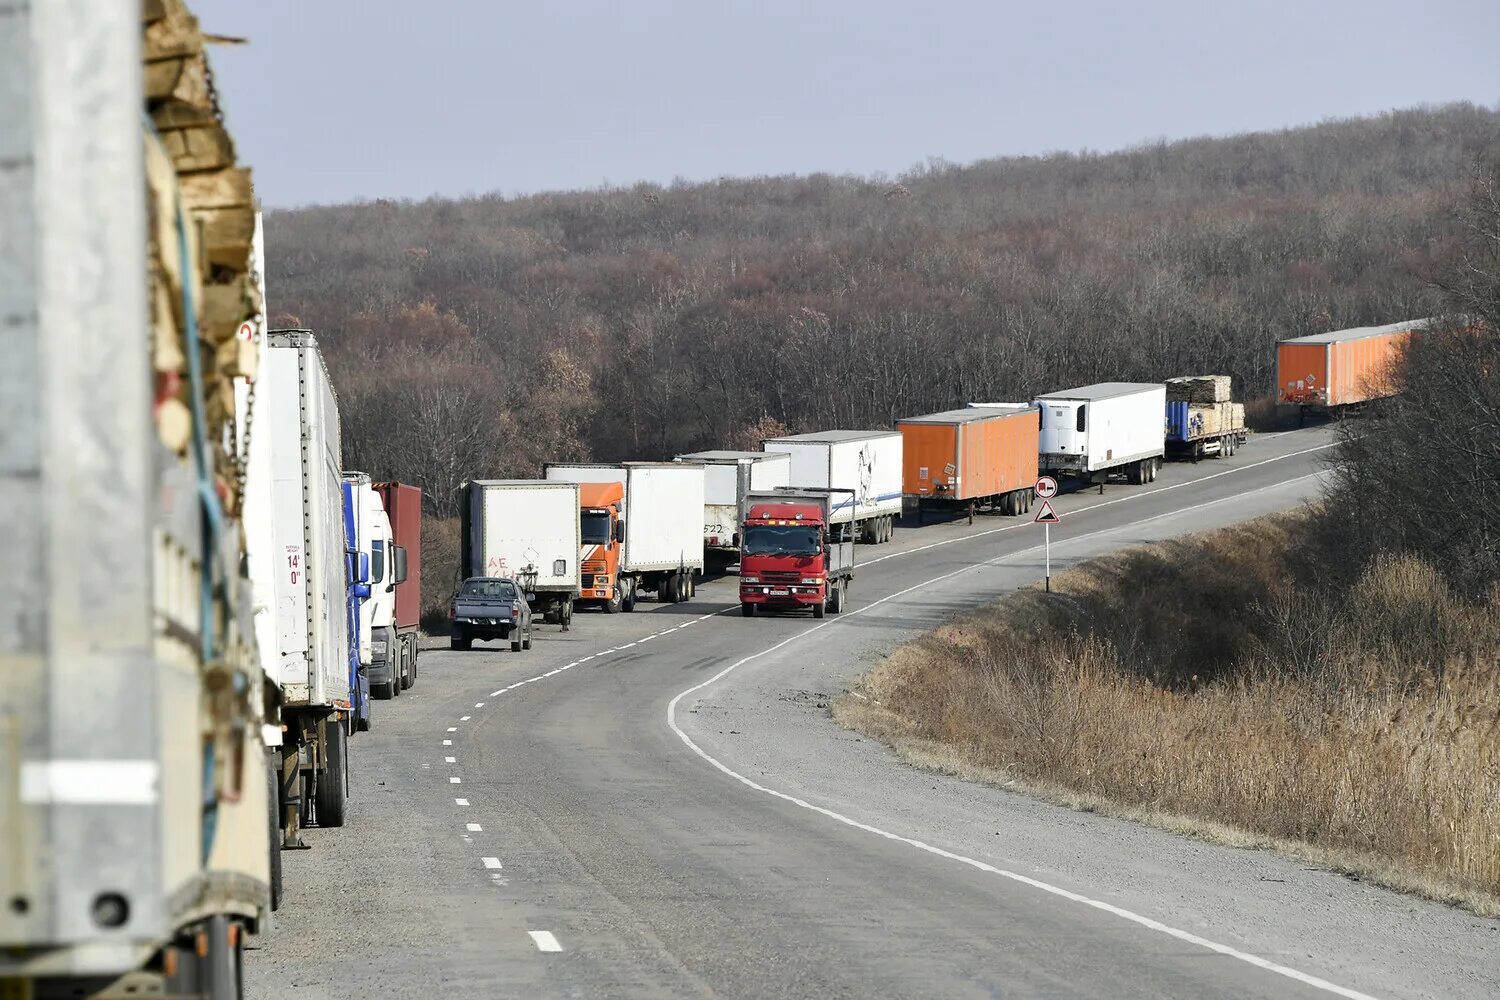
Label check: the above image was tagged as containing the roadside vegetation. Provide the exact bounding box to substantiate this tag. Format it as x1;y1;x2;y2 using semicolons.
267;104;1497;514
838;158;1500;913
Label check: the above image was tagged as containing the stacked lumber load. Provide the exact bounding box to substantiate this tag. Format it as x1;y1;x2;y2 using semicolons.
1165;375;1231;404
143;0;259;514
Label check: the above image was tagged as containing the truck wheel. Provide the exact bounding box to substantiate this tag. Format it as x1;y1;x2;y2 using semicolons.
604;586;623;614
266;752;283;911
523;627;533;650
686;573;696;598
741;603;754;618
561;601;573;632
511;635;523;652
407;640;418;686
314;720;346;829
830;581;845;614
813;599;826;619
623;579;637;612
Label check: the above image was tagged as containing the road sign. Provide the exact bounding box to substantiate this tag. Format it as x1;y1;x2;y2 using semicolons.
1035;476;1058;500
1035;498;1060;592
1033;499;1060;523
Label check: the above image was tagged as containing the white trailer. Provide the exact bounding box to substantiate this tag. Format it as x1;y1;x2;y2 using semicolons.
345;472;403;700
264;329;353;832
674;450;792;553
462;480;582;629
760;431;903;544
544;462;706;607
1035;382;1167;486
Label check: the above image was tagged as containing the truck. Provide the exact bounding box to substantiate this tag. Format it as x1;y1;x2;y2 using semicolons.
898;406;1039;522
346;472;411;701
739;489;857;618
674;450;792;555
760;431;903;544
1034;383;1167;486
1277;319;1431;421
265;330;356;834
543;462;706;609
1164;375;1248;460
2;4;275;995
461;480;581;632
375;481;423;691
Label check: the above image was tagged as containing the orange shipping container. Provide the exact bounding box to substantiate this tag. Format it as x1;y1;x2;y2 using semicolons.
1276;319;1430;409
898;405;1039;505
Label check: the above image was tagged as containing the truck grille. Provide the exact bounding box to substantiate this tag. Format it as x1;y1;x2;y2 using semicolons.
583;561;607;574
760;570;801;584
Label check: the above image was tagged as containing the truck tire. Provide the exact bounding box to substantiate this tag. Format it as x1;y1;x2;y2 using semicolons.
561;600;573;632
741;603;754;618
829;580;845;614
813;599;826;619
511;635;523;652
623;579;637;612
266;752;282;911
314;720;347;828
604;585;623;614
406;640;418;687
687;573;696;598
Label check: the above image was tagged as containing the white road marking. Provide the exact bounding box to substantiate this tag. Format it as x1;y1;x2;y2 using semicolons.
664;471;1372;1000
467;823;483;832
475;702;485;708
490;689;504;697
443;739;453;746
449;777;462;784
447;727;457;732
461;715;471;721
445;757;456;763
482;857;503;870
528;931;563;953
455;797;469;806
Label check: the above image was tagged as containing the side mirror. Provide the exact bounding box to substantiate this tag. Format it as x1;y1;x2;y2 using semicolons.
731;531;740;548
354;582;372;599
393;545;409;585
357;552;370;585
614;520;625;544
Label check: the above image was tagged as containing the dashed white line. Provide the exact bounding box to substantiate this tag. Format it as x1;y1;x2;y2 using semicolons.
475;702;485;708
443;739;452;746
447;727;457;732
481;857;503;870
449;777;462;784
455;797;469;806
528;931;563;953
445;757;456;763
460;715;471;721
467;823;483;832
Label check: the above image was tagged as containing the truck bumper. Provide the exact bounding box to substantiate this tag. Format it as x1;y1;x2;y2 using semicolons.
739;588;825;609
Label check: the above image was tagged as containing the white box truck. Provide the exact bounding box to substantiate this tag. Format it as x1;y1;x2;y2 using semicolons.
1034;382;1167;486
760;431;903;544
264;329;354;833
462;480;582;631
544;462;706;608
674;450;792;554
345;472;406;700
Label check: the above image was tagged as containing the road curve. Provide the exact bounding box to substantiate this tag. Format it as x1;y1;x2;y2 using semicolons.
247;426;1500;1000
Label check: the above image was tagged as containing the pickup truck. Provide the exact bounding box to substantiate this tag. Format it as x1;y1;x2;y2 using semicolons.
450;576;534;652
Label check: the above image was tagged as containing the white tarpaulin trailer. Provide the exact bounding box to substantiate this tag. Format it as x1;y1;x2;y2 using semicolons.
760;430;903;543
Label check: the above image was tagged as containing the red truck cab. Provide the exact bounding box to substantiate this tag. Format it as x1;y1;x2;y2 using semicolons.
739;495;852;618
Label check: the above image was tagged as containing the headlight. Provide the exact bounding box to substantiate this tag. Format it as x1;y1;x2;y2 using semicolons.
801;577;823;585
741;575;759;584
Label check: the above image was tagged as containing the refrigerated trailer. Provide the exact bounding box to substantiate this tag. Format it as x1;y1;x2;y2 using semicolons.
462;480;581;630
1276;319;1431;420
1035;383;1167;486
760;431;903;544
674;450;792;554
899;406;1039;522
265;330;354;834
544;462;706;608
2;6;274;995
375;482;422;689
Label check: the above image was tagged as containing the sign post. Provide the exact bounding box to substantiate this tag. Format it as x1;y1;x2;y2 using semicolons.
1033;477;1060;592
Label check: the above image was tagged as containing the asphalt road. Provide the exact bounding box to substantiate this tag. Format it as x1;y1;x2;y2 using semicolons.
246;426;1500;1000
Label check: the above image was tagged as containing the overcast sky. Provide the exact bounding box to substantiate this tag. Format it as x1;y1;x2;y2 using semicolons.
192;0;1499;209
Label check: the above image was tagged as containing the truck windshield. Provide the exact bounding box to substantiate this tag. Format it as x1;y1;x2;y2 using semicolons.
743;524;820;557
581;511;611;545
460;579;516;599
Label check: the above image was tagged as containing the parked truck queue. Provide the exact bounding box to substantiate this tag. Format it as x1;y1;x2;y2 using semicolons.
0;5;1441;998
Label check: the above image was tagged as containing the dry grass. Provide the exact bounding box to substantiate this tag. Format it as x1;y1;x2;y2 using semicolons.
837;513;1500;914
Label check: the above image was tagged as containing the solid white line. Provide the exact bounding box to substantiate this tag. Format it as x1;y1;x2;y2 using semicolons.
467;823;483;832
664;470;1372;1000
482;857;503;870
528;931;563;953
490;689;504;697
455;797;469;806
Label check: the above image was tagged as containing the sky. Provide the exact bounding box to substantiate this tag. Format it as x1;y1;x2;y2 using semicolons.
192;0;1500;209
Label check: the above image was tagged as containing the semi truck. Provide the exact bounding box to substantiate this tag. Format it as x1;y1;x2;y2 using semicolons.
375;481;423;691
265;330;355;834
1164;376;1248;460
674;450;792;555
461;480;581;632
899;406;1039;522
760;431;903;544
1034;383;1167;487
2;4;275;996
544;462;706;609
346;472;409;701
1277;319;1431;421
739;490;857;618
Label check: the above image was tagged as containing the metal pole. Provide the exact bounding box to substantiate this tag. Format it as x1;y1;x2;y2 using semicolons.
1045;522;1051;593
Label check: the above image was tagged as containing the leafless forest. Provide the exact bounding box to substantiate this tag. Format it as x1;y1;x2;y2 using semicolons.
265;103;1499;514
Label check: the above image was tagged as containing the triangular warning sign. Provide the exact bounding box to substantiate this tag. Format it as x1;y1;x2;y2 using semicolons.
1033;499;1060;524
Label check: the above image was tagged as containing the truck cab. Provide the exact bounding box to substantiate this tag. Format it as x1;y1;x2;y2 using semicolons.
739;493;854;618
579;481;628;611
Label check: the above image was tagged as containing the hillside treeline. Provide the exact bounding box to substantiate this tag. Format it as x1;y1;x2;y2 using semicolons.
265;103;1499;513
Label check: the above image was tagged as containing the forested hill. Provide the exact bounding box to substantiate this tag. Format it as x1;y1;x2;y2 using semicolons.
266;102;1499;513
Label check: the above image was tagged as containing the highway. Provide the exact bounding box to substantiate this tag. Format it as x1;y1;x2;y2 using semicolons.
246;426;1500;1000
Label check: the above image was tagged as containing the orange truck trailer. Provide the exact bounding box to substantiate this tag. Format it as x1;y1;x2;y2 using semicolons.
1276;319;1432;419
897;404;1040;523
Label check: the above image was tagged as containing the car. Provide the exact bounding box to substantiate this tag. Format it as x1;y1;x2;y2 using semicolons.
449;576;534;652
